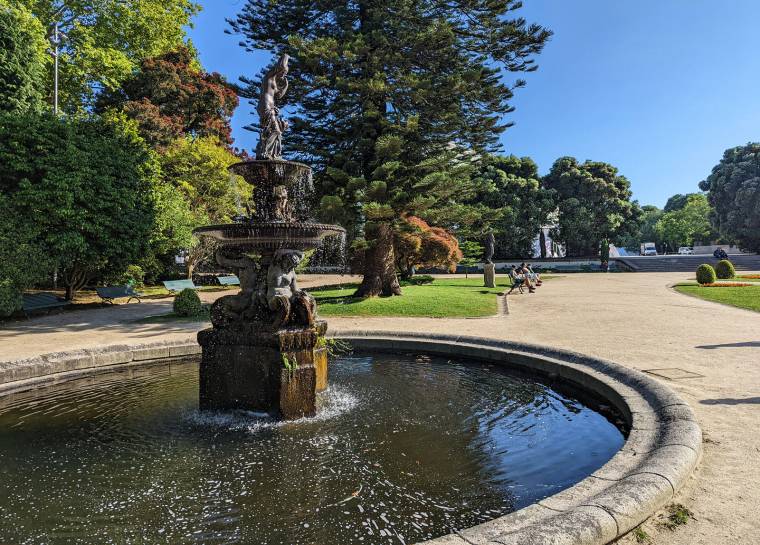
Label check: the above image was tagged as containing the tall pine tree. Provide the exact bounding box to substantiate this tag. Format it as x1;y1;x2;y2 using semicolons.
231;1;550;295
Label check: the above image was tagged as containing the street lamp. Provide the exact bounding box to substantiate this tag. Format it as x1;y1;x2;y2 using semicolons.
48;4;67;116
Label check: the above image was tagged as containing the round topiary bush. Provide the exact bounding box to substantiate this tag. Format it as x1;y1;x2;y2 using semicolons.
173;288;203;316
696;264;717;285
715;259;735;279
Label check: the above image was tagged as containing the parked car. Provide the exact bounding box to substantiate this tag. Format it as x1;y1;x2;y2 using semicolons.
640;242;657;256
678;247;695;255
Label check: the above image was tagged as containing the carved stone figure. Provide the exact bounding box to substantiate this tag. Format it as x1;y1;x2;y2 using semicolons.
484;231;495;265
210;250;262;327
273;185;292;222
256;54;290;160
267;249;316;328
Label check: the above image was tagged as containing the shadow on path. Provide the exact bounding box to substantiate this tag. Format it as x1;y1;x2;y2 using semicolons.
696;341;760;349
700;397;760;405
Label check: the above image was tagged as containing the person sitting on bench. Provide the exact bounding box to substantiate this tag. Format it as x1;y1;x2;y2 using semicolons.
507;265;535;294
516;263;537;292
525;263;542;286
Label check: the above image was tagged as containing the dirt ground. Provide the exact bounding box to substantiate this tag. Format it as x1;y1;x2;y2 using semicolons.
1;272;759;544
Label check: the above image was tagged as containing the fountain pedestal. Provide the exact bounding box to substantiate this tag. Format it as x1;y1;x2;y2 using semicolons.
198;321;328;418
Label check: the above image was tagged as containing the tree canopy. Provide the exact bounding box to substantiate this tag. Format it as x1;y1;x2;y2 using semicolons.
0;113;158;299
97;47;238;149
159;136;250;223
0;2;48;115
655;194;714;250
543;157;641;257
231;0;551;295
469;155;555;258
16;0;200;112
664;192;700;213
699;143;760;253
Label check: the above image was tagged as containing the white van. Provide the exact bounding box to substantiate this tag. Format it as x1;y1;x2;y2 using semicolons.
640;242;657;256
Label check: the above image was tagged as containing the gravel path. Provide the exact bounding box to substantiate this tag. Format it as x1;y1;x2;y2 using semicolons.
1;272;758;543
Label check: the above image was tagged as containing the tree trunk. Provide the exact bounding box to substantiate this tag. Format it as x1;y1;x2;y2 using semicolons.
63;267;88;300
355;223;402;297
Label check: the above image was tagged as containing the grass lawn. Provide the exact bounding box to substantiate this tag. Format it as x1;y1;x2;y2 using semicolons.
674;283;760;313
312;277;515;318
130;275;553;322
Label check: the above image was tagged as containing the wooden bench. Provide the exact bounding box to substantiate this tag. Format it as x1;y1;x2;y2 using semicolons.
95;285;142;304
22;292;70;317
162;279;197;292
217;275;240;286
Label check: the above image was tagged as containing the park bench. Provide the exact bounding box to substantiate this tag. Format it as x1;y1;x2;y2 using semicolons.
162;279;197;292
22;292;70;317
217;275;240;286
95;285;142;304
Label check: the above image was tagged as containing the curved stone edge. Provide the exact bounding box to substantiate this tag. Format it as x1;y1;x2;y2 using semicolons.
0;339;202;395
0;332;701;545
334;331;702;545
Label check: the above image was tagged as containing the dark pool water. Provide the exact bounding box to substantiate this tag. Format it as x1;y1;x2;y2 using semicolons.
0;353;625;545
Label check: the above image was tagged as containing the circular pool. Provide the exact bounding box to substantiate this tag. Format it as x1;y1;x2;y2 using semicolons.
0;351;624;545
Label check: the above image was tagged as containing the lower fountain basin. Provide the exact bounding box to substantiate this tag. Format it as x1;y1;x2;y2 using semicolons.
0;334;701;545
194;221;346;252
0;352;623;545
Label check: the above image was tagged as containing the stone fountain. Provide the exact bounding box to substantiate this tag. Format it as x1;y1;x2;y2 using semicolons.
194;54;344;419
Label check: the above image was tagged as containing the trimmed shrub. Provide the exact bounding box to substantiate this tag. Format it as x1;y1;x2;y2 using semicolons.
696;264;717;285
401;275;435;286
173;288;202;316
108;264;145;287
715;259;735;280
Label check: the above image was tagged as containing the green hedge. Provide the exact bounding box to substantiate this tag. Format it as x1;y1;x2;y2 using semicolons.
715;259;735;280
173;288;203;316
0;280;22;318
401;275;435;286
696;264;717;285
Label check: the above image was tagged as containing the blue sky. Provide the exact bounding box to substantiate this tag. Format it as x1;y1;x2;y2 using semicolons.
188;0;760;207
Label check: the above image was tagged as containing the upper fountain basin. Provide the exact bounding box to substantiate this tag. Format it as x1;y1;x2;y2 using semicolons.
230;159;315;222
194;221;345;252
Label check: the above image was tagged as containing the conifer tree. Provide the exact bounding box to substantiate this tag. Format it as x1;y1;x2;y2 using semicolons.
231;1;550;295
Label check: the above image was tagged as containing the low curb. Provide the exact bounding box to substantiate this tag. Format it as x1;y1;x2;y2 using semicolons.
0;332;701;545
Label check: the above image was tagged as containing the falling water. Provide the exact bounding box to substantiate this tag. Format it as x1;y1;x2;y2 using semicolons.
229;171;243;217
307;231;348;274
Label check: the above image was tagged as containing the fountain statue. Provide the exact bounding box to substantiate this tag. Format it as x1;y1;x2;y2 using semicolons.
194;53;344;419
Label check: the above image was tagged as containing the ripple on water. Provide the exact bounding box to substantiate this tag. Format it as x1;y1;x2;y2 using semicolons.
0;353;625;545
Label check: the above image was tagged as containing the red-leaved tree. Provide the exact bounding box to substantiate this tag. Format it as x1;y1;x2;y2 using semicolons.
96;47;238;150
395;216;462;278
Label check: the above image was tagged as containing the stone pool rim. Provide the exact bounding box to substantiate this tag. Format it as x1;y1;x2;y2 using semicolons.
0;332;701;545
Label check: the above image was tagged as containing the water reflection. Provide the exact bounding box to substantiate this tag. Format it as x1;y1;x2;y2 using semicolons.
0;353;624;544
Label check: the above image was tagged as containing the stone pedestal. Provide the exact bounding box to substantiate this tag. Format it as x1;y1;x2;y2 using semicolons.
198;321;327;419
484;263;496;288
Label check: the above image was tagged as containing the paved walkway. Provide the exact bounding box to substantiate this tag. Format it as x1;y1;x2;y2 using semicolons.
1;272;759;543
